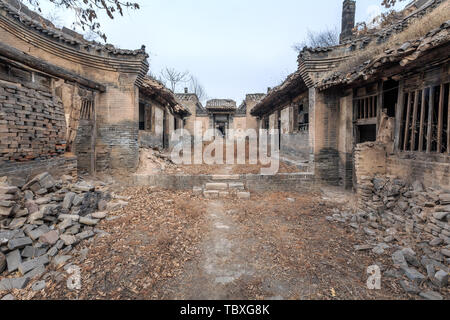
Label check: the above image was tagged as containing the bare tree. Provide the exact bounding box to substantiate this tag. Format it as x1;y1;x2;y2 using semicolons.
293;27;339;52
381;0;405;8
44;11;63;28
23;0;141;41
189;76;207;101
160;67;190;93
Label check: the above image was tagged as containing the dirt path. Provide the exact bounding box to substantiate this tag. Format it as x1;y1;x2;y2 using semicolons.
21;187;409;300
163;190;409;300
164;200;257;299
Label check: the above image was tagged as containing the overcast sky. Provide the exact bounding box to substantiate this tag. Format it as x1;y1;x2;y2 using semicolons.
42;0;406;104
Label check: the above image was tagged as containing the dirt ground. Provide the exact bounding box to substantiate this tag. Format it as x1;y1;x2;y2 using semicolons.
13;186;417;300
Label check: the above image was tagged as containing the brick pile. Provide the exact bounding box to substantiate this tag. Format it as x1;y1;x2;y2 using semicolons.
0;171;128;294
0;81;66;163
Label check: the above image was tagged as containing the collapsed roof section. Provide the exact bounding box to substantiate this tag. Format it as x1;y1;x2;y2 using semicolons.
140;77;191;117
250;71;308;117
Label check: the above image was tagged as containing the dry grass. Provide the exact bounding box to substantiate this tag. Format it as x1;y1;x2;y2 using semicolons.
334;0;450;76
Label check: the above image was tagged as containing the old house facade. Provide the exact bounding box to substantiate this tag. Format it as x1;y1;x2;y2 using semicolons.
175;90;209;139
0;0;152;178
252;0;449;187
139;78;190;150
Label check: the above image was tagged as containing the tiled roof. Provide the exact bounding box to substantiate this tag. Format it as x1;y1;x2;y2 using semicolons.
0;0;148;58
318;20;450;90
205;99;237;110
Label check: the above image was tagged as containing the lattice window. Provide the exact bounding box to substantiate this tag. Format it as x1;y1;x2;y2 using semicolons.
399;82;449;153
354;94;378;120
80;99;94;120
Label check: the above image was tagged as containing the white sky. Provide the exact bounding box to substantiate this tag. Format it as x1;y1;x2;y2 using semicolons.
38;0;406;104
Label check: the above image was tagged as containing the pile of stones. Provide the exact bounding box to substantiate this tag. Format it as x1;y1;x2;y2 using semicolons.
0;172;127;296
356;175;450;243
327;176;450;299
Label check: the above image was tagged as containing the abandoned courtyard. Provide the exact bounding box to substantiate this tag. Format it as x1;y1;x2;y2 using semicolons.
1;0;450;302
6;181;443;301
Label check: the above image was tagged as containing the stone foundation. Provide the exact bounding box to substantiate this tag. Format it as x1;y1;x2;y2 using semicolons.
132;172;316;193
0;155;77;183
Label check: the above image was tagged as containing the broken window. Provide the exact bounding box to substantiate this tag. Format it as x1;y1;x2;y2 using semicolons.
399;82;449;153
382;79;399;118
139;103;153;131
294;102;309;132
357;124;377;143
139;103;145;130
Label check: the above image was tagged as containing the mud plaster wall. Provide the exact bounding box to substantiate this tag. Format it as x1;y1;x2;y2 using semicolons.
245;99;260;132
354;142;387;180
233;116;246;131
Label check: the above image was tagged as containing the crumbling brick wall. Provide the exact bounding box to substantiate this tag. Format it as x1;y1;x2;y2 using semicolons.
0;77;66;163
386;155;450;189
354;142;450;242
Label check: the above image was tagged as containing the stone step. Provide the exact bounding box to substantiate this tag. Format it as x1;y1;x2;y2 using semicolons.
237;192;251;200
205;183;228;191
229;182;245;190
204;190;219;199
211;175;240;181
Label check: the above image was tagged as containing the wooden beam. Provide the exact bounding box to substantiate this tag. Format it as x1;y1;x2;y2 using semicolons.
0;42;106;92
410;90;419;151
437;84;444;153
418;88;426;152
427;86;435;153
403;92;412;151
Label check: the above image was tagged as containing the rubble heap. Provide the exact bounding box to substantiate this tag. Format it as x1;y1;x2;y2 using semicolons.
326;176;450;300
0;172;127;293
357;175;450;242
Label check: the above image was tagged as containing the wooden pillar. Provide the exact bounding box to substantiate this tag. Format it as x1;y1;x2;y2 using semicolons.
377;84;383;135
418;88;426;152
403;92;412;151
426;86;435;153
448;86;450;154
410;90;419;151
437;84;444;153
394;81;405;151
